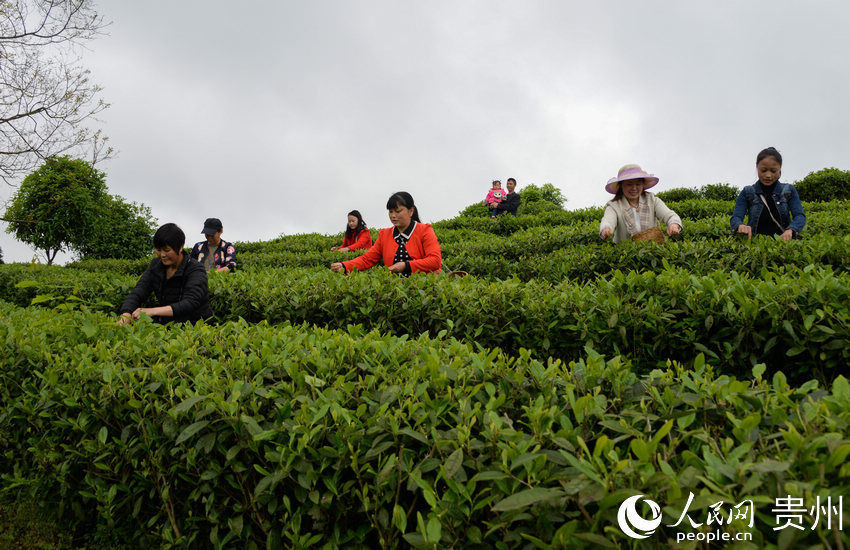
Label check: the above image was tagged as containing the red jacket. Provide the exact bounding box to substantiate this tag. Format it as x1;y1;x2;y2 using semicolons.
340;229;373;251
343;223;442;274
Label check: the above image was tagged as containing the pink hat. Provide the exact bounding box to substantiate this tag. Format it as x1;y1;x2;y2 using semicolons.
605;164;660;194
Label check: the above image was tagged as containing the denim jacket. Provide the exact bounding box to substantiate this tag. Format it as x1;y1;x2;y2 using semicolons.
730;181;806;236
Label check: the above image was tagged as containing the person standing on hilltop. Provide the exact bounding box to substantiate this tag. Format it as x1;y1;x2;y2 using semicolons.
492;177;521;216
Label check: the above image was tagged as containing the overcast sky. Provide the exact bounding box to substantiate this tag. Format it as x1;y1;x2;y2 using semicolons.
3;1;850;263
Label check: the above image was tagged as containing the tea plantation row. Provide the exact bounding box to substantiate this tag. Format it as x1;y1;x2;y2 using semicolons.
232;233;850;282
1;302;847;548
63;210;850;281
2;198;847;548
232;199;847;254
1;264;847;380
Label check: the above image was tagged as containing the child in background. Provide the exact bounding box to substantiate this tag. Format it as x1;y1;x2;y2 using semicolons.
484;180;506;218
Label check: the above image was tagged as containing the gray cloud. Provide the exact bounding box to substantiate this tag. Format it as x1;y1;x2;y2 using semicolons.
3;1;849;262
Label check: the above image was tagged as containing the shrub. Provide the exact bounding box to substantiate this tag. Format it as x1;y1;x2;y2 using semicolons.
655;187;700;202
63;219;850;282
4;169;850;548
455;202;490;218
699;182;739;201
517;182;566;208
237;233;364;254
656;183;738;202
0;302;848;548
65;257;151;275
794;167;850;202
3;262;849;379
516;200;562;216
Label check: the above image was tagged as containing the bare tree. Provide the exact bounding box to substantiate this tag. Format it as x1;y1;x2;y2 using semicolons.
1;0;112;186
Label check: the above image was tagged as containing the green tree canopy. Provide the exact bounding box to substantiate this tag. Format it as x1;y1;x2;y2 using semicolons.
3;156;156;264
74;194;157;260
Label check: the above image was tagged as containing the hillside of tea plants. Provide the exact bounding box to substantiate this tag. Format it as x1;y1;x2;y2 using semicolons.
1;198;849;548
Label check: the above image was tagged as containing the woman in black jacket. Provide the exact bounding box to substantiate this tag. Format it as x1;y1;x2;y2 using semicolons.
119;223;213;325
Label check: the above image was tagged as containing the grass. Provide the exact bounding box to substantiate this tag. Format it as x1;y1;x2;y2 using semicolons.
0;497;129;550
0;498;74;550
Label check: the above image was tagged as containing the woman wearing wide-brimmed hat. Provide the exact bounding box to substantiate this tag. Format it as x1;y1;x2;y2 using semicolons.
599;164;683;243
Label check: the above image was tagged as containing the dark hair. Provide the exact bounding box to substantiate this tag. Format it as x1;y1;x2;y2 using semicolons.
153;223;185;252
506;178;516;185
344;209;367;239
491;180;501;186
757;147;782;166
386;192;421;222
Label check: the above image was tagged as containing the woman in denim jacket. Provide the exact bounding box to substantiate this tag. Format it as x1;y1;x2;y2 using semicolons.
730;147;806;241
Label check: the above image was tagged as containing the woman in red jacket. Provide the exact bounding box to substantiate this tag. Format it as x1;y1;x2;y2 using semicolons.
331;210;373;252
331;192;442;275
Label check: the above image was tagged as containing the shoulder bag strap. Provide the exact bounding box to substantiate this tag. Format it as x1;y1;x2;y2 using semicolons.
758;193;783;229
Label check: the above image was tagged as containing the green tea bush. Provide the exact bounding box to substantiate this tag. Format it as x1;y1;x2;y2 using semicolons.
433;208;600;236
517;183;567;207
667;199;735;220
515;200;563;216
4;197;850;547
65;257;151;275
426;228;491;246
3;263;847;379
236;233;356;255
656;184;738;203
794;167;850;202
0;263;136;309
655;187;700;202
455;202;490;218
434;200;743;236
0;303;848;548
240;250;360;270
448;235;850;283
62;209;850;278
700;182;739;201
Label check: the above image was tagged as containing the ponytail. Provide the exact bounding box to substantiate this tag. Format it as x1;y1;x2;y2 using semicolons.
386;192;421;222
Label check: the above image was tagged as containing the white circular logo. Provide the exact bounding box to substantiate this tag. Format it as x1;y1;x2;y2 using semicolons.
617;494;663;539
